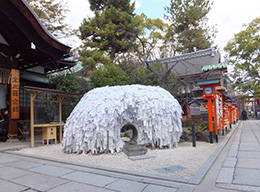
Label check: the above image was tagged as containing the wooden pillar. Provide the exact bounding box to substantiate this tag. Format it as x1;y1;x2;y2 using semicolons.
58;96;64;143
187;104;190;120
236;107;238;121
233;107;236;124
208;98;213;143
228;106;232;129
214;96;218;142
222;95;225;135
30;93;36;148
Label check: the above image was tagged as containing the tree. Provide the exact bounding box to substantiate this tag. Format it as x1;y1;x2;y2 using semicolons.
89;62;131;87
27;0;73;39
131;13;169;60
114;13;180;95
50;72;89;119
79;0;137;69
165;0;216;54
224;17;260;98
79;2;178;92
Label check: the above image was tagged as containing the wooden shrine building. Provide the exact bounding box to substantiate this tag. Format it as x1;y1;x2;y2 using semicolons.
0;0;76;140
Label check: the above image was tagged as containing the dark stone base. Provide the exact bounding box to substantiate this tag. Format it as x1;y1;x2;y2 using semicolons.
123;143;147;156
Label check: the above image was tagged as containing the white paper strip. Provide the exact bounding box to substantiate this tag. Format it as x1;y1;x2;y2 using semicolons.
62;85;183;154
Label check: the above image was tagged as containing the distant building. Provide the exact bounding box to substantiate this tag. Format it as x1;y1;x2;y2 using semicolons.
148;46;228;117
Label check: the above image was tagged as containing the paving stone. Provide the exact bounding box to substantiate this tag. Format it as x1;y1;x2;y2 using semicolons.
5;160;42;170
29;164;74;177
0;179;27;192
48;181;115;192
238;151;260;158
239;145;260;151
239;141;260;149
140;178;182;189
241;137;257;142
217;183;260;192
233;168;260;187
142;184;177;192
12;172;67;191
23;189;40;192
227;145;238;158
237;158;260;169
216;167;234;184
105;179;147;192
61;171;117;187
176;185;194;192
0;154;18;164
223;157;237;168
0;166;31;180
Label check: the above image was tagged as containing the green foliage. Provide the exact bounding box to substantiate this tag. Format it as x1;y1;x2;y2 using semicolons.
224;17;260;98
79;49;112;70
133;13;169;60
129;62;179;96
181;118;209;142
51;73;88;94
27;0;73;38
89;63;131;87
79;0;137;66
182;119;192;127
50;72;89;119
165;0;216;54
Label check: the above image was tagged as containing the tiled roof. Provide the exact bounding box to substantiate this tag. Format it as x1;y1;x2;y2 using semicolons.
196;78;221;86
148;46;221;77
201;61;228;72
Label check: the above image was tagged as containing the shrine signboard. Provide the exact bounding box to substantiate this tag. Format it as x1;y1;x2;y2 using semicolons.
189;102;201;116
11;69;19;119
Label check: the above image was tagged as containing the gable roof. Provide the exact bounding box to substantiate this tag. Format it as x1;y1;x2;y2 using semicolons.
148;46;221;77
0;0;76;73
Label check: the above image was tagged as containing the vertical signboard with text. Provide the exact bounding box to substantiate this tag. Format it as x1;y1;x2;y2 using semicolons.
11;69;19;119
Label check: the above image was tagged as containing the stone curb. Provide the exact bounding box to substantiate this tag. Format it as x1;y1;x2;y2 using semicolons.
189;121;241;184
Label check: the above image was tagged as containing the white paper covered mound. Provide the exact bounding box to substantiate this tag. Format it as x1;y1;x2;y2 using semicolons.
62;84;183;154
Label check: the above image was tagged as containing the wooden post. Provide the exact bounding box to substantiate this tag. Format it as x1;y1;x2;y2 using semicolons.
228;106;232;129
234;108;236;122
58;96;64;143
187;104;190;120
208;98;213;144
214;96;218;143
233;107;236;124
236;107;238;122
191;116;196;147
30;92;36;148
222;95;225;135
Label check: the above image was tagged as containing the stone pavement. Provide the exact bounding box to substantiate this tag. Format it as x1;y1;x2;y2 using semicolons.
0;120;259;192
216;120;260;192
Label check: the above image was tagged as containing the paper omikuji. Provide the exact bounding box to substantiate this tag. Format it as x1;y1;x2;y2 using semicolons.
62;85;183;154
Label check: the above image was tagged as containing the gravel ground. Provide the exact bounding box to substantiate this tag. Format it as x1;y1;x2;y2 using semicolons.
16;141;218;179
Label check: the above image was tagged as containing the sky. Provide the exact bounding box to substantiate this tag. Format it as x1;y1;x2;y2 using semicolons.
65;0;260;58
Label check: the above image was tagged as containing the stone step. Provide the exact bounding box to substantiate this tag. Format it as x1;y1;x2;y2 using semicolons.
123;143;147;156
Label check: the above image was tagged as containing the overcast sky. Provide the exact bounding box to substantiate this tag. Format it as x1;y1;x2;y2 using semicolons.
65;0;260;58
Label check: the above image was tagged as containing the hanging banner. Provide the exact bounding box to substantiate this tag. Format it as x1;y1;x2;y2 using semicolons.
11;69;19;119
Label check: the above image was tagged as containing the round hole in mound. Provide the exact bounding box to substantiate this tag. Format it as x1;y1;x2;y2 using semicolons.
120;124;138;143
